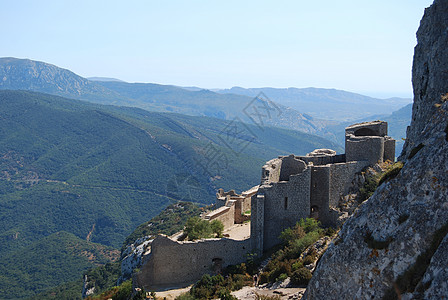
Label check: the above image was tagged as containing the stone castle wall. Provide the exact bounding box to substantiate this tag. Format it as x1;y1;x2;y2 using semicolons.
329;161;368;207
206;205;235;229
136;235;251;290
257;167;311;251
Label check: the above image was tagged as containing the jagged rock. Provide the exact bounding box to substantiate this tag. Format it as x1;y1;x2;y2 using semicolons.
120;236;153;281
401;0;448;159
304;1;448;299
82;275;95;298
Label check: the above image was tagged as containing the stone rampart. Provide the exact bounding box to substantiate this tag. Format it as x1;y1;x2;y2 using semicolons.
136;235;251;290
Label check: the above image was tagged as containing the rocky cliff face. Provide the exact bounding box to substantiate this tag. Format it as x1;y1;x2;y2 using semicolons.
305;1;448;299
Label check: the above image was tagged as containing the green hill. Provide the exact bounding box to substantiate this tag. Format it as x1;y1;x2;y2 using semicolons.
0;90;340;299
0;231;119;299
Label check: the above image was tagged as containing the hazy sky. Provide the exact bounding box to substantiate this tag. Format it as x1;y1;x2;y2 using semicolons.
0;0;434;98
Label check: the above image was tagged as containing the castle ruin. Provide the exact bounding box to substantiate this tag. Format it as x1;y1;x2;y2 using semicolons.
135;121;395;289
251;121;395;253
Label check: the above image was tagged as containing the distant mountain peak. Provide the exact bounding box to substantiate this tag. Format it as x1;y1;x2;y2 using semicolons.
87;77;126;83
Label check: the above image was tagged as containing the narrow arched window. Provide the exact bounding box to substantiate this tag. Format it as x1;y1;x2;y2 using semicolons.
284;197;288;210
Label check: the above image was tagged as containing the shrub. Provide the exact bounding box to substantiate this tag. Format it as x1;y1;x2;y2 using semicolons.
184;217;224;240
290;231;321;255
291;260;303;271
231;274;251;290
268;261;291;282
290;267;312;286
302;255;315;266
276;273;288;282
210;220;224;238
176;293;195;300
216;288;237;300
298;218;321;234
279;225;305;244
111;280;132;300
359;176;378;202
378;162;404;186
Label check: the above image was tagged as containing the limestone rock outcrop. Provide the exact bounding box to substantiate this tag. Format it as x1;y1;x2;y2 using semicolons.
304;1;448;299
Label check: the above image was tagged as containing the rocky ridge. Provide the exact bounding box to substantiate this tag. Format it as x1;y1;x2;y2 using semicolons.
304;1;448;299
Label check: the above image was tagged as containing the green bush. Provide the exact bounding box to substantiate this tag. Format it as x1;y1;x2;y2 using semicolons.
211;220;224;238
290;267;312;286
291;260;303;271
184;217;224;240
298;218;322;233
279;224;305;243
359;176;378;202
276;273;288;282
188;273;249;299
111;280;132;300
302;255;315;266
176;293;196;300
378;162;404;186
217;288;237;300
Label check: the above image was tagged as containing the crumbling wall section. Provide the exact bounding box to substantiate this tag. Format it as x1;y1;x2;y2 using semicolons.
278;154;306;181
136;235;251;290
261;158;281;184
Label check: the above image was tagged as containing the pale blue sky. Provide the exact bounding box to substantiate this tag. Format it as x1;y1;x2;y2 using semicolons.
0;0;434;98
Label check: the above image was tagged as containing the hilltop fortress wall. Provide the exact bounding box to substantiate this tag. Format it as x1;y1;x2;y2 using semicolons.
136;235;251;290
136;120;395;289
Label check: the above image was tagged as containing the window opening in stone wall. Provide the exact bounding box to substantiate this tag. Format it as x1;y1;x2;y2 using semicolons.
284;197;288;210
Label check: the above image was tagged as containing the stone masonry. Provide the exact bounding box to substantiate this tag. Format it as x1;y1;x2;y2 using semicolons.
136;121;395;289
251;121;395;254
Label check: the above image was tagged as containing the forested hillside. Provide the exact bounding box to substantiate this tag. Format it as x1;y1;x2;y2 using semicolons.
0;90;340;299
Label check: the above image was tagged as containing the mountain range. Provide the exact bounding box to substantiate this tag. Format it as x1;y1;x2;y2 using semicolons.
0;57;412;147
214;86;411;121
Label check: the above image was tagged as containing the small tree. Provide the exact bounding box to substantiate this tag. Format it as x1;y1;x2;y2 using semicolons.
184;217;224;240
210;220;224;238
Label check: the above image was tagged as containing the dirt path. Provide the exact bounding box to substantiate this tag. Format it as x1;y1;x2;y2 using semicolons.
154;286;192;300
232;286;306;299
223;222;251;240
